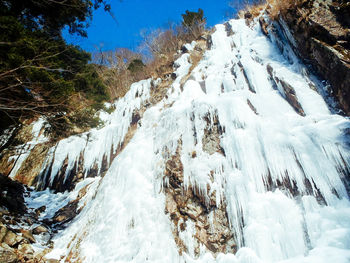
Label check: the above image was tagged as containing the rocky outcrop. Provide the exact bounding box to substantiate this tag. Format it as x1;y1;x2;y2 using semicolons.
266;64;306;116
48;181;93;229
164;143;236;257
0;174;60;262
0;110;140;194
15;143;52;187
0;119;53;190
0;223;53;263
202;114;225;156
0;212;52;263
278;0;350;114
237;61;256;93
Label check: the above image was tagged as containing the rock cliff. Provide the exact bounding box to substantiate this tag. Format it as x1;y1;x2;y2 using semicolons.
278;0;350;114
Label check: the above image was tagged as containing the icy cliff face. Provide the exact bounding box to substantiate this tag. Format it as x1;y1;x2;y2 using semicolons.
22;16;350;262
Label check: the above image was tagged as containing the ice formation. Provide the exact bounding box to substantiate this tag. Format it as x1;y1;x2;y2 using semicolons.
23;17;350;263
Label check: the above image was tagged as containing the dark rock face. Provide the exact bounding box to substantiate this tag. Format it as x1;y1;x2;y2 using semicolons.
50;200;79;229
206;35;213;49
237;61;256;93
266;64;306;116
279;0;350;114
0;174;26;214
259;17;269;36
278;78;306;116
224;22;234;37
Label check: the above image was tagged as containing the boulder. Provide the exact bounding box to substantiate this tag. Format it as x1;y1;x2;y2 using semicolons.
45;259;60;263
0;224;7;242
33;225;49;235
18;243;34;255
0;245;17;263
3;230;21;247
35;205;46;217
52;200;79;227
20;229;36;243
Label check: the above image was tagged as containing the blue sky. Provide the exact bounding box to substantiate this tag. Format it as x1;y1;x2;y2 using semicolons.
64;0;236;52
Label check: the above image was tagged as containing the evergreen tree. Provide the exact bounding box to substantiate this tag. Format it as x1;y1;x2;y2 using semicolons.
0;0;111;134
181;8;206;39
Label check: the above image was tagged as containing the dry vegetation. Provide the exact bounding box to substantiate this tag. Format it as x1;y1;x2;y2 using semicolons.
267;0;300;19
234;0;300;20
92;48;147;99
92;10;207;101
232;0;265;18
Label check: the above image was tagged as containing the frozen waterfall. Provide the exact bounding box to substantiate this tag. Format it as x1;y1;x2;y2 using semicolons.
35;17;350;263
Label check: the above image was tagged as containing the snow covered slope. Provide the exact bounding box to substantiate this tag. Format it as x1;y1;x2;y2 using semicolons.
29;16;350;263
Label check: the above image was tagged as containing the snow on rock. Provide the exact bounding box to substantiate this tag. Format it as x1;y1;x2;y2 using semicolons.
7;118;48;179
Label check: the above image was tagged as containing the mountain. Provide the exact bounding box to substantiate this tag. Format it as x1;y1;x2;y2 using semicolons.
0;2;350;262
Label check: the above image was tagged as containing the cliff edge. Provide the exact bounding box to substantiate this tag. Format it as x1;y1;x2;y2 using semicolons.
278;0;350;114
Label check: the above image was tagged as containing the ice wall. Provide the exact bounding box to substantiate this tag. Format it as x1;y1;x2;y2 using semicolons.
42;16;350;263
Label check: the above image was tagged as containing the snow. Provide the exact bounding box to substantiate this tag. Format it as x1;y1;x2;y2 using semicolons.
8;117;48;179
26;177;99;220
27;15;350;263
183;41;197;52
47;105;180;262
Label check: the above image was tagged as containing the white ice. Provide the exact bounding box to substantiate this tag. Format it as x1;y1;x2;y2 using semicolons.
33;16;350;263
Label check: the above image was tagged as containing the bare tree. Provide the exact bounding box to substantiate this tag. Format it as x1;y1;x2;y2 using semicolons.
92;47;147;99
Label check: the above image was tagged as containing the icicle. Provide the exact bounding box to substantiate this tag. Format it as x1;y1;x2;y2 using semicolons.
42;16;350;263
